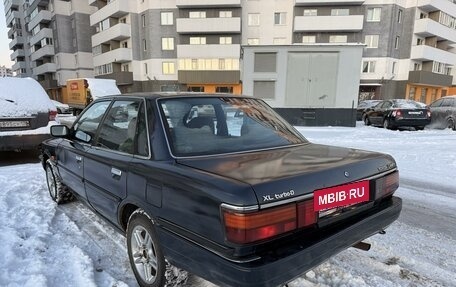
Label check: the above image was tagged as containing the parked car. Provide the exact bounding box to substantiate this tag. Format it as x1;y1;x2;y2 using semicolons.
357;100;382;121
0;77;57;151
363;99;431;130
41;93;402;287
52;100;72;114
428;96;456;130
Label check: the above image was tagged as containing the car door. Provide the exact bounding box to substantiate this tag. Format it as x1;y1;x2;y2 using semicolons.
84;99;142;223
429;98;444;126
56;101;111;199
370;101;387;125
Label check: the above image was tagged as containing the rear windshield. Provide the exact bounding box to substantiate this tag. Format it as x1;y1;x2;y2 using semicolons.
158;97;307;157
393;100;426;109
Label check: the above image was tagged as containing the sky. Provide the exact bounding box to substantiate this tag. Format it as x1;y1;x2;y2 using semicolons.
0;3;14;68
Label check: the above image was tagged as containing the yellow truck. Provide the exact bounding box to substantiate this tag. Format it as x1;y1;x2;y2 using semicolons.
63;78;121;115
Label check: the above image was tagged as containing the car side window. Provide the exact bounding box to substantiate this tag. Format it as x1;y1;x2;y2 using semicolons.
381;102;391;109
441;99;452;107
73;101;111;143
96;100;140;154
135;102;149;157
430;99;443;108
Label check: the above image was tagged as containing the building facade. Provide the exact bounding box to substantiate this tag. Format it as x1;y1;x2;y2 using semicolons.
4;0;95;99
0;65;13;77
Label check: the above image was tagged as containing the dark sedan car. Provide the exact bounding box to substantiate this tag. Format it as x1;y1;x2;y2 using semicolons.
364;99;431;130
357;100;382;121
41;93;401;287
428;96;456;130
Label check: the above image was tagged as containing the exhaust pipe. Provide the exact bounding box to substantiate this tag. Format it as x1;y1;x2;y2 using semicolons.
352;241;371;251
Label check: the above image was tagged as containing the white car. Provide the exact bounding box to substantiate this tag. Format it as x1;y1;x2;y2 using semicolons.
0;77;57;151
51;100;72;114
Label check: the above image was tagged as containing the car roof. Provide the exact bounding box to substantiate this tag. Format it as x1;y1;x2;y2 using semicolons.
117;92;248;100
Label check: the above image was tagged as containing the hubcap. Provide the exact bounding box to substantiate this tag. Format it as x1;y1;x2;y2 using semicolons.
46;166;57;199
130;225;158;283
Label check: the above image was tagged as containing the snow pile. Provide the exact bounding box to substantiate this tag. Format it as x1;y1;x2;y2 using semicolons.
85;78;121;100
0;77;56;117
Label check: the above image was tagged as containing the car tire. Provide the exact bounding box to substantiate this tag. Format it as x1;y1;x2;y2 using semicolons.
45;159;74;204
383;119;391;129
364;115;371;126
127;210;166;287
415;126;425;131
447;118;455;131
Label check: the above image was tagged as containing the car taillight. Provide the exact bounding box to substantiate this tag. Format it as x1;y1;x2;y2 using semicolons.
374;171;399;200
49;110;57;121
427;110;431;118
392;110;402;118
222;200;316;244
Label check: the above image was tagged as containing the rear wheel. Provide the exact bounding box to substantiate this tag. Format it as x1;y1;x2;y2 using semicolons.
415;126;425;131
447;118;455;131
383;119;391;129
363;115;371;126
45;159;74;204
127;210;166;287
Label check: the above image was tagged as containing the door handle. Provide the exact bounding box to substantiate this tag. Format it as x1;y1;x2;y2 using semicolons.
111;167;122;177
75;155;82;163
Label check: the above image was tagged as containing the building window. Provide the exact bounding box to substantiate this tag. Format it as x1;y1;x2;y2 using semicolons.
392;62;397;74
367;8;381;22
273;38;286;45
161;12;173;25
144;63;148;75
190;37;206;45
254;52;277;72
304;9;317;16
395;36;400;49
219;11;232;18
219;37;232;44
414;63;421;71
417;38;424;45
162;38;174;50
398;9;403;23
141;14;146;27
247;38;259;45
122;41;128;48
122;64;129;72
92;45;102;56
362;61;376;73
302;35;316;43
162;62;175;74
143;39;147;51
189;11;206;18
94;63;113;76
409;87;416;101
420;88;427;103
329;35;347;43
216;86;233;93
254;81;275;99
248;13;260;26
274;12;286;25
365;35;379;48
431;89;437;102
331;9;349;16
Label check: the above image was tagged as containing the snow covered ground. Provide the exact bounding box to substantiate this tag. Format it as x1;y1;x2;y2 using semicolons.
0;123;455;287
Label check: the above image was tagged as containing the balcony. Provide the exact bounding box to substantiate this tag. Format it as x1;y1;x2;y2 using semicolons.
176;0;241;7
31;45;55;62
177;44;240;58
408;70;452;86
294;15;364;32
30;28;53;45
12;61;26;71
96;71;133;85
33;63;57;75
414;18;456;43
92;23;131;47
176;17;241;34
178;70;240;84
10;49;25;61
9;36;25;49
4;0;20;13
6;10;19;26
295;0;364;5
39;79;58;89
411;45;456;64
417;0;456;17
28;10;53;31
93;48;132;67
90;0;130;26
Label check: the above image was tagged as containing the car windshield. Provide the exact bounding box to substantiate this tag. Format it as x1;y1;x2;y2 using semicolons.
158;97;307;157
393;100;425;109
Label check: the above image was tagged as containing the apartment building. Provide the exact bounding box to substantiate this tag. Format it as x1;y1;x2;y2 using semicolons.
4;0;95;98
83;0;456;103
0;65;13;77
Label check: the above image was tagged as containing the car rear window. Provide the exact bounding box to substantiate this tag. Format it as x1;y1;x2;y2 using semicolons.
158;97;307;157
393;100;424;109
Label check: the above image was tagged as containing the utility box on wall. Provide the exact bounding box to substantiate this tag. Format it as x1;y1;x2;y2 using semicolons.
242;44;364;127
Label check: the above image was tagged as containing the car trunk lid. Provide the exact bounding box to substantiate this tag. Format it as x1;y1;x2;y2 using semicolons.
176;143;397;206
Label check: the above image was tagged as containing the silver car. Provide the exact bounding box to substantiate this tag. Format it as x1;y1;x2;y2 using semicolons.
428;96;456;131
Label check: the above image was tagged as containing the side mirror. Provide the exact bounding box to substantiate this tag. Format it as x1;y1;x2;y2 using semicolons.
50;125;70;137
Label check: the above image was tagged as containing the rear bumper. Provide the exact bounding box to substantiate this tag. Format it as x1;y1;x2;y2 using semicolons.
0;133;51;151
391;118;430;127
158;197;402;287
